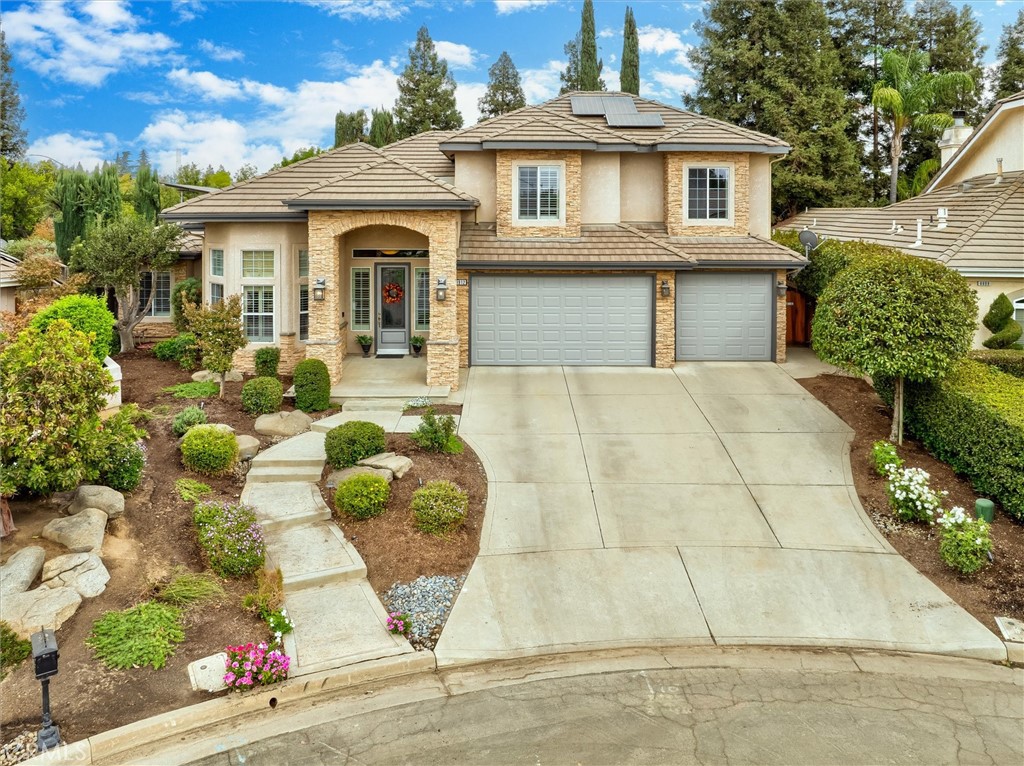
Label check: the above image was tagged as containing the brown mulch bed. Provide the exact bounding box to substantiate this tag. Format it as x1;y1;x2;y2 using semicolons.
321;434;486;595
403;404;463;416
801;374;1024;635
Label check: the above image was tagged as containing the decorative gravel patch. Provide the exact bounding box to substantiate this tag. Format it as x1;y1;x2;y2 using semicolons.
0;731;40;766
384;575;466;650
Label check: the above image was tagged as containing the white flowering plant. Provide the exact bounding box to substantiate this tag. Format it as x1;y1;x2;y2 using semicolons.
871;440;903;477
264;607;295;646
939;516;992;575
886;466;946;524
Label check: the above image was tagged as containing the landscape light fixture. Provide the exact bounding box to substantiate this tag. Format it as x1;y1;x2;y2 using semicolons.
660;279;671;298
312;278;326;302
436;276;448;302
31;628;61;752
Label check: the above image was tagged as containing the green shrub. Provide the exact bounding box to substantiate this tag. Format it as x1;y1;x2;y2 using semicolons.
334;474;390;519
875;360;1024;521
324;421;387;469
871;440;902;477
90;407;147;492
969;349;1024;378
175;477;212;503
938;512;992;575
192;501;266;578
981;293;1022;350
412;480;468;536
153;333;200;370
31;294;115;362
86;601;185;670
156;570;226;607
885;466;945;523
410;407;463;454
294;358;331;412
1;621;31;677
172;405;207;437
254;347;281;378
772;232;897;299
241;376;284;416
171;277;202;332
181;424;239;476
164;381;219;399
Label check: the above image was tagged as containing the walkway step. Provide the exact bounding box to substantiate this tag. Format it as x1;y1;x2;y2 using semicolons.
250;431;326;469
330;386;450;405
246;465;323;483
240;482;329;531
265;522;367;592
312;411;403;433
341;398;410;412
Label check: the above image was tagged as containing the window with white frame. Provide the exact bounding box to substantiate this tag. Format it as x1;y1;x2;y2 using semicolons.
685;166;732;223
242;249;274;278
209;247;225;306
298;248;309;341
244;286;274;342
351;267;371;331
414;267;430;331
515;164;562;223
210;248;224;277
1014;297;1024;324
140;271;171;317
209;282;224;306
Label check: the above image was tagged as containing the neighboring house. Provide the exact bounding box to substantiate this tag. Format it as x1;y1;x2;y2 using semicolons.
1;249;22;313
161;92;805;388
779;91;1024;348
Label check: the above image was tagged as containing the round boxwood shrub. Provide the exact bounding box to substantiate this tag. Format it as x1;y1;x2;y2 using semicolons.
294;358;331;412
31;294;115;362
172;405;207;437
181;425;239;476
241;376;284;416
324;421;387;469
254;347;281;378
334;474;390;520
412;480;468;536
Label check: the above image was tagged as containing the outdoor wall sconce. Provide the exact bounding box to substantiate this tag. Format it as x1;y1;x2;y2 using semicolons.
660;279;671;298
313;278;326;302
436;276;448;302
776;280;788;298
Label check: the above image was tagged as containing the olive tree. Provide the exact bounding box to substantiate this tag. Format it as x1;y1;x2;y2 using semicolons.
182;295;247;398
812;254;976;443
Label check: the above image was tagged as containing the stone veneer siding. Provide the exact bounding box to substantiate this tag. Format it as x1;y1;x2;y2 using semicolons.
232;332;306;376
496;151;582;238
654;270;676;367
664;152;750;237
306;210;462;390
775;269;787;363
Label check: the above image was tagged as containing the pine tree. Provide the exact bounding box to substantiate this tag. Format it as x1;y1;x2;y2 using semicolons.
992;9;1024;103
620;6;640;95
686;0;866;218
478;52;526;120
367;108;397;147
0;30;26;161
394;26;463;139
580;0;603;91
137;149;151;169
113;151;133;175
913;0;985;116
334;110;367;147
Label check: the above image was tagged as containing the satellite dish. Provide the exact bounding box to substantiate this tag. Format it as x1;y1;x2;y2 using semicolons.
798;228;819;250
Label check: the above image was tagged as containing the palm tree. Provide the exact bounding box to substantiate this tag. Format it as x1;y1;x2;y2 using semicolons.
872;49;973;203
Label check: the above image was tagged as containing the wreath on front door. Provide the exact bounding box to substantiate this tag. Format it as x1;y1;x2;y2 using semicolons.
382;282;404;304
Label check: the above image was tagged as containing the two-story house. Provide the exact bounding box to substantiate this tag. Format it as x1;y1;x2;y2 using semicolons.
162;92;805;390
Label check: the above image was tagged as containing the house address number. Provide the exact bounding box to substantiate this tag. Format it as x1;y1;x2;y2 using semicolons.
456;279;468;286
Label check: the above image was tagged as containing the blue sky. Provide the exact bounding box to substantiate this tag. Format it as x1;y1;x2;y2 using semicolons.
5;0;1017;177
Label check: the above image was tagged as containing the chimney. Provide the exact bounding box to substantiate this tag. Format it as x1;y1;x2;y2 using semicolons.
938;109;973;167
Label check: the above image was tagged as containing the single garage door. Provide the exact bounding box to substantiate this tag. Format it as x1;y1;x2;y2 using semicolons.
471;274;652;365
676;272;773;360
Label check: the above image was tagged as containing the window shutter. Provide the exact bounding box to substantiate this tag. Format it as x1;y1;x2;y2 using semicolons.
415;268;430;330
351;268;371;330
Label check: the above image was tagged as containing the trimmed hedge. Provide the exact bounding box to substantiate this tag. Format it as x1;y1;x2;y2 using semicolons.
181;424;239;476
772;231;899;299
241;376;284;415
153;333;200;371
324;421;386;469
875;360;1024;521
254;347;281;378
969;349;1024;379
294;358;331;412
31;294;115;362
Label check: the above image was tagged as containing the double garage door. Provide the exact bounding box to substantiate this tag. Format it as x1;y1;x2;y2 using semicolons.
468;272;773;365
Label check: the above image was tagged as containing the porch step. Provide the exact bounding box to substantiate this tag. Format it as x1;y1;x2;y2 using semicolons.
246;466;323;483
341;398;410;412
330;387;450;406
240;482;330;531
312;411;403;433
250;431;326;469
265;522;366;592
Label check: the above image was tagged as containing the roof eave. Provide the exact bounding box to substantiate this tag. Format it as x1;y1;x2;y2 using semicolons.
456;259;694;270
285;199;478;211
657;143;790;154
160;212;309;222
692;259;806;269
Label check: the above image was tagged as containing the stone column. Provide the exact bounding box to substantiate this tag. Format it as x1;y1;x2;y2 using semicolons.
655;270;676;367
457;268;470;368
775;269;787;363
426;214;461;390
304;222;343;383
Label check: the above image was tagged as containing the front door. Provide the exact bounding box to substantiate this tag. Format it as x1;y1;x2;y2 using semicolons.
376;264;409;355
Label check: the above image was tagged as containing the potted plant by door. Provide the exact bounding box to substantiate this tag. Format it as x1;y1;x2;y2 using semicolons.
410;335;425;357
356;334;373;357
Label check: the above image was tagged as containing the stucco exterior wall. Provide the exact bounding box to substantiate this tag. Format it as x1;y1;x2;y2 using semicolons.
934;108;1024;188
495;150;582;238
664;152;751;237
581;153;621;224
620;154;664;223
968;276;1024;348
748;154;772;238
454;151;497;222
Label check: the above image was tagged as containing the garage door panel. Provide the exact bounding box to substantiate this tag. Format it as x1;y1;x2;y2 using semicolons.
471;275;652;366
676;273;772;361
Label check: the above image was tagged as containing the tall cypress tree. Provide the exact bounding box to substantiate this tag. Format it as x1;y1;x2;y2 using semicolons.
1;30;27;161
621;6;640;95
334;110;367;147
394;26;463;139
54;169;89;263
133;164;162;223
580;0;602;91
686;0;866;218
992;9;1024;103
478;52;526;120
368;108;397;147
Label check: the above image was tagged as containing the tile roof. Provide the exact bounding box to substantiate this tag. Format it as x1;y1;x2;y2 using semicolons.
380;130;456;177
777;171;1024;274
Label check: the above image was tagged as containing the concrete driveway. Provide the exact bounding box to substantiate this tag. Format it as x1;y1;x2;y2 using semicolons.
435;364;1006;665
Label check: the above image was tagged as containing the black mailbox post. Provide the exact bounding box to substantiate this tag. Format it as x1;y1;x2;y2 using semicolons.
30;629;61;751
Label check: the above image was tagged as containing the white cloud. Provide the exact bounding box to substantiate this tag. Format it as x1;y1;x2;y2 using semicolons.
3;0;178;86
494;1;556;15
598;27;617;39
294;0;408;20
647;70;697;102
603;67;621;94
171;1;206;22
996;0;1006;6
198;39;244;62
456;82;487;125
27;131;116;170
435;41;478;70
637;25;688;56
168;68;244;101
519;60;564;104
140;111;283;176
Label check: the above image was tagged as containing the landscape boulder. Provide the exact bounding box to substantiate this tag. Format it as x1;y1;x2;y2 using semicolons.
67;485;125;519
40;553;110;598
0;546;46;597
42;509;108;553
326;466;394;488
0;587;82;638
235;434;261;460
255;411;312;437
192;369;243;383
357;452;413;479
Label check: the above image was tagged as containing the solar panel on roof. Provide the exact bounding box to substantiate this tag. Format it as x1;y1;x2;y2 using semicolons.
605;113;666;127
601;96;638;114
570;95;608;115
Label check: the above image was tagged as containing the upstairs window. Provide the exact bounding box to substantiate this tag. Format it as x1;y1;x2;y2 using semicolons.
685;166;731;223
516;165;561;223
